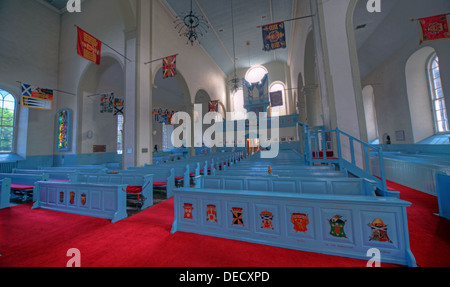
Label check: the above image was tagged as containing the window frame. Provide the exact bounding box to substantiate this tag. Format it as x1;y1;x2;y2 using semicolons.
0;89;17;154
427;54;449;134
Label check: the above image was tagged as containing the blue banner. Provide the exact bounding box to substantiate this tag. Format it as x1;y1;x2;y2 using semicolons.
262;21;287;51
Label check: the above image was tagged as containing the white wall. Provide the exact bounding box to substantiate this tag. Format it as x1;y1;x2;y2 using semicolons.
0;0;60;157
356;0;450;145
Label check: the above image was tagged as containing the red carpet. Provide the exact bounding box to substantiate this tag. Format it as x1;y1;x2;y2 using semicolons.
0;181;449;267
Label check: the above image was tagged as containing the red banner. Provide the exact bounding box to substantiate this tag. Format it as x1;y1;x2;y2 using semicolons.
77;27;102;65
419;14;450;43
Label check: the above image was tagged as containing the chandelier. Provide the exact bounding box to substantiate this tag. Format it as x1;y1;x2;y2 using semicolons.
174;0;210;46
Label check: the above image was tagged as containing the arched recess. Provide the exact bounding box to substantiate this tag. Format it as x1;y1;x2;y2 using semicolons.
77;54;125;157
405;46;436;143
151;65;191;151
304;30;323;127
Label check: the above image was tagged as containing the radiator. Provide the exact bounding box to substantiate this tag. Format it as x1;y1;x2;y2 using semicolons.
0;162;18;173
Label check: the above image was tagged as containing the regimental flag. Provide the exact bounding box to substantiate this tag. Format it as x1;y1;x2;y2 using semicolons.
21;83;54;111
208;100;219;112
100;93;114;113
262;21;287;51
418;14;450;44
77;27;102;65
270;91;283;107
114;98;124;116
162;55;177;79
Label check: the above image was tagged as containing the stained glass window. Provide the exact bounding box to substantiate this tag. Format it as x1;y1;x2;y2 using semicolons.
57;109;71;151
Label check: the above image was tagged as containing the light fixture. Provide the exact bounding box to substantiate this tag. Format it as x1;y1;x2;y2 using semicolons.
174;0;210;46
228;0;241;93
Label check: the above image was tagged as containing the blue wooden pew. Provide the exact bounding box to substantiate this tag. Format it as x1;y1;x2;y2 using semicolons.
215;169;347;178
436;171;450;220
0;173;50;202
119;168;175;198
32;181;128;223
197;175;377;196
13;168;108;181
128;164;190;188
171;187;416;267
0;178;12;209
68;173;154;210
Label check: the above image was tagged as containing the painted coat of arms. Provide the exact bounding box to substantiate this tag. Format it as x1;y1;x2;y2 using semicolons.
231;207;244;226
291;213;309;232
183;203;194;219
329;215;347;238
260;210;274;230
206;204;217;223
368;218;392;243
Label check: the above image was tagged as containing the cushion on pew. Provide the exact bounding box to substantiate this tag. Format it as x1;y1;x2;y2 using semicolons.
126;186;143;194
153;181;167;187
189;173;195;176
175;177;184;181
11;184;35;190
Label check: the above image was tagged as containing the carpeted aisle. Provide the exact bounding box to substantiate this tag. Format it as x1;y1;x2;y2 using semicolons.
0;181;449;267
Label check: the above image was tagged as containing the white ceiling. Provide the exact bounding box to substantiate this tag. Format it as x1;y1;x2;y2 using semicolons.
165;0;294;76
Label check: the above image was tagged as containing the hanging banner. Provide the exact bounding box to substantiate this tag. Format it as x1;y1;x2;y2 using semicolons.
114;98;124;116
418;14;450;44
208;100;219;112
100;93;114;113
21;83;54;111
270;91;283;107
262;21;287;51
162;55;177;79
77;27;102;65
152;108;177;124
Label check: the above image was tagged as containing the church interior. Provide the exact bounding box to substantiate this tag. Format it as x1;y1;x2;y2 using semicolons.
0;0;449;268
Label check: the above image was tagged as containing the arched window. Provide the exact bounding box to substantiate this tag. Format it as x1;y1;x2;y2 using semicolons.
269;82;287;117
0;89;16;153
428;55;449;133
245;65;268;83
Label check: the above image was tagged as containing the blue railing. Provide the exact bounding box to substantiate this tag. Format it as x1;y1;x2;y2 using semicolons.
298;122;389;196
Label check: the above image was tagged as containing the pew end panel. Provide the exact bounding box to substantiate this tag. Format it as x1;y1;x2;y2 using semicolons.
32;181;128;223
171;188;417;267
0;178;12;209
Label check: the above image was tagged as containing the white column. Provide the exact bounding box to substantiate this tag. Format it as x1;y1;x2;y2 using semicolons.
135;0;153;166
123;29;137;168
311;0;367;167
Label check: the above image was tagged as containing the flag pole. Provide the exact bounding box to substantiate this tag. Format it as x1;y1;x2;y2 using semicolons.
410;12;450;22
144;54;179;65
74;25;132;62
257;14;315;28
16;81;76;96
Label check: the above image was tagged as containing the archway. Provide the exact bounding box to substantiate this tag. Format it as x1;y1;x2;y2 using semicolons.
77;55;125;160
152;67;190;152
